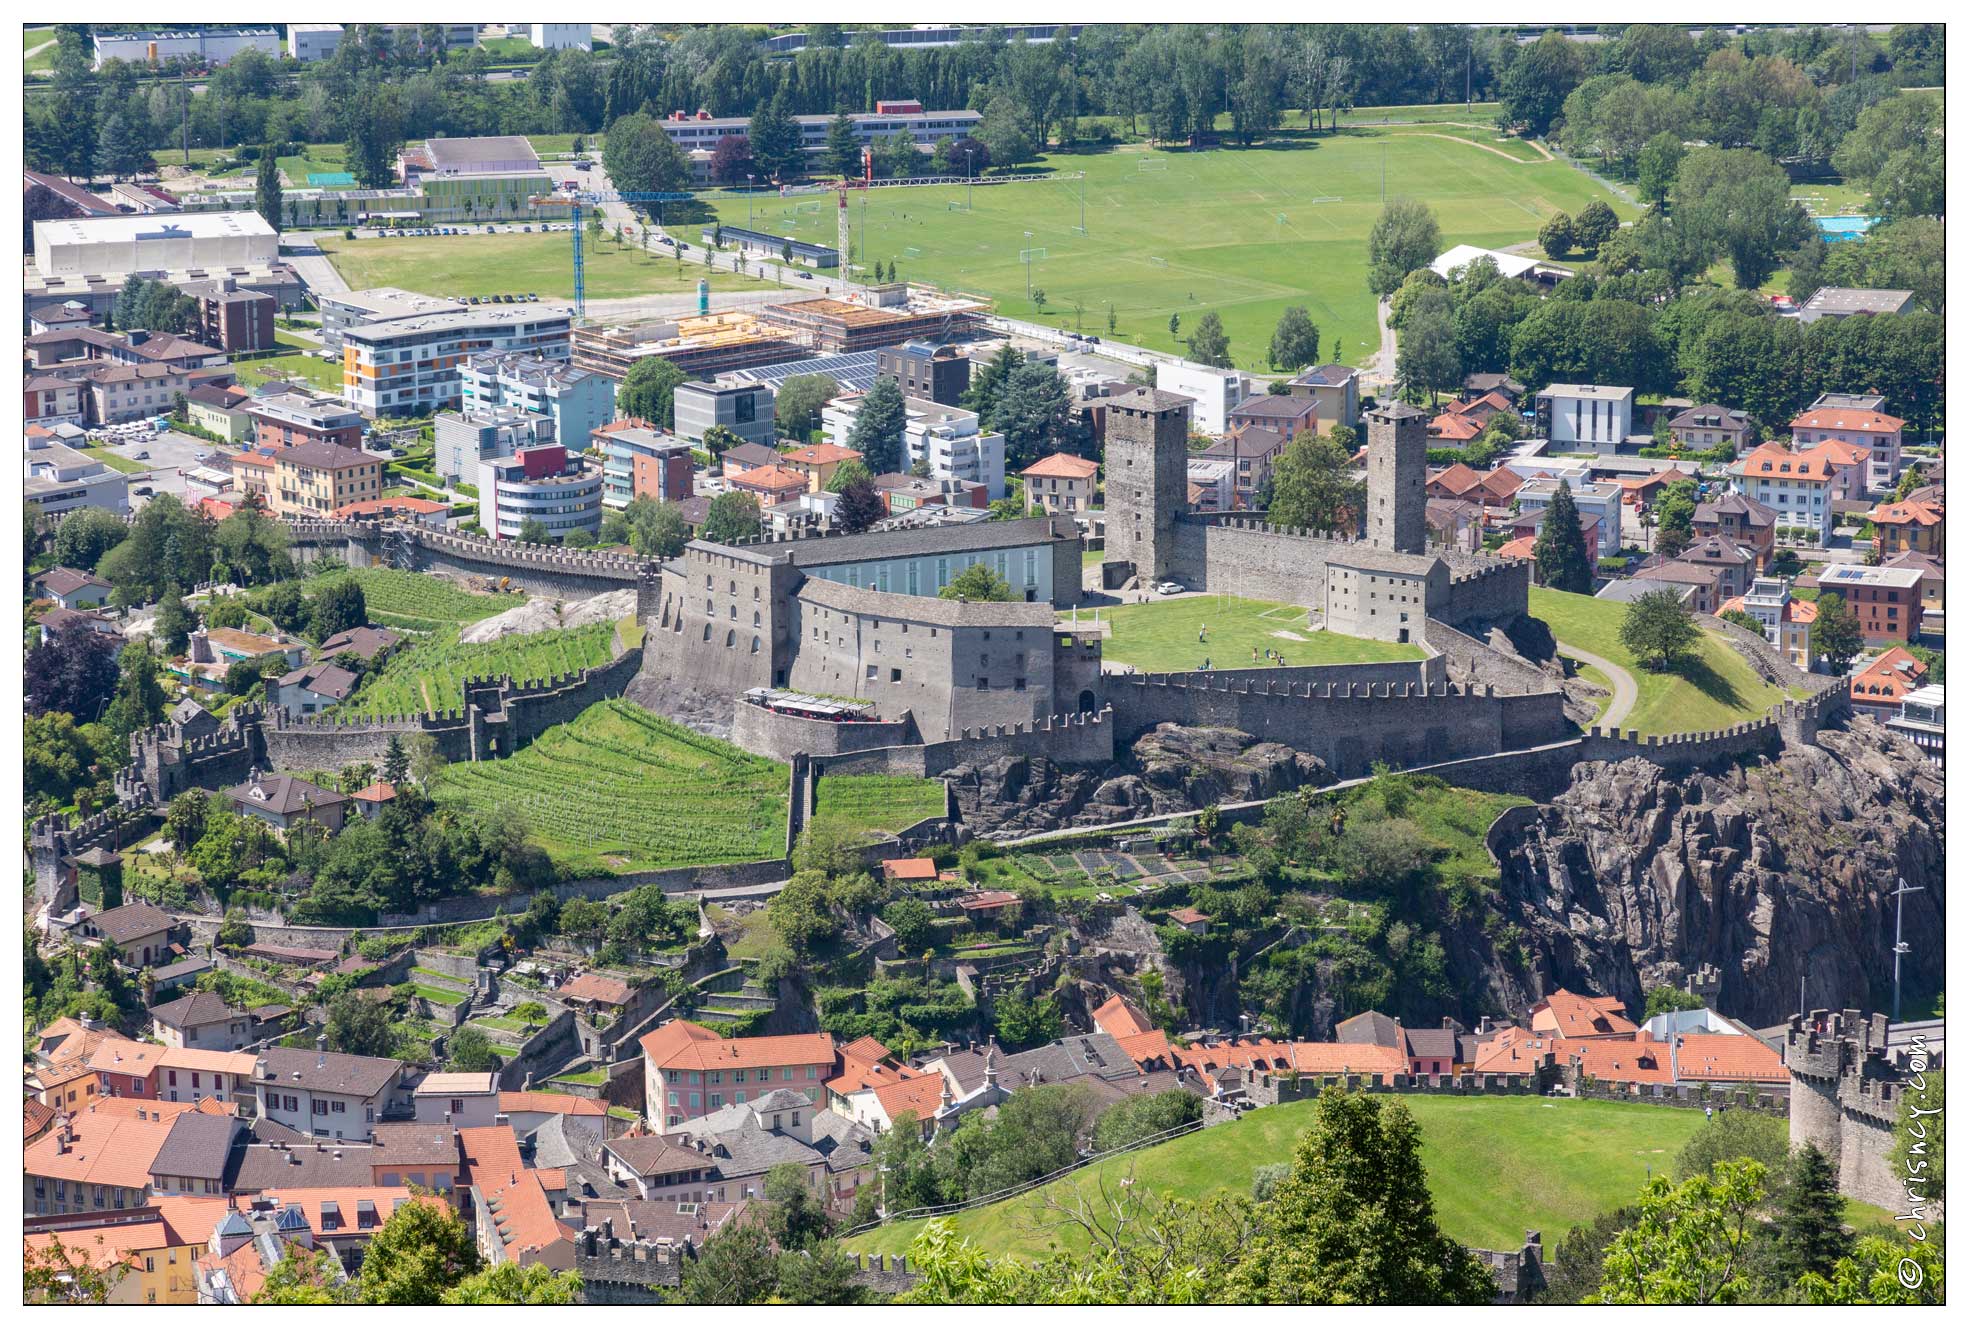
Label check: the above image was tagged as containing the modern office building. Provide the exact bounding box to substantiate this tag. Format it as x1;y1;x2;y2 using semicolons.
1536;384;1635;452
823;391;1006;499
460;352;615;450
654;106;980;161
339;304;575;417
1885;685;1944;769
435;407;557;484
23;441;129;516
316;288;470;352
92;27;279;68
287;23;477;61
674;380;777;449
595;424;694;509
478;444;605;542
878;341;972;407
1153;362;1242;435
182;278;277;354
1813;563;1927;644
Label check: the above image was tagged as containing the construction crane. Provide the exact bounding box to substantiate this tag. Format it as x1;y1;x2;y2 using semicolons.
529;188;694;322
833;148;875;280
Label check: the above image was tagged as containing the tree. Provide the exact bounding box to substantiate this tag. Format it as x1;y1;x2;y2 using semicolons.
559;898;609;942
1395;304;1459;404
344;78;405;189
381;735;409;787
1643;984;1705;1019
1620;588;1701;671
25;621;120;720
1538;211;1576;260
975;95;1037;168
847;375;908;475
603;111;691;194
24;713;106;809
1185;312;1232;368
1673;148;1812;290
1499;30;1587;136
1811;592;1865;675
1092;1087;1203;1152
963;343;1022;424
1267;429;1361;535
748;94;803;181
617;357;686;429
763;1161;834;1251
250;1243;351;1303
1800;1233;1944;1305
708;133;754;186
1366;199;1443;297
441;1263;582;1305
1719;608;1765;636
620;497;689;558
95;110;153;180
326;990;397;1058
1593;1160;1767;1304
881;130;922;181
104;642;167;744
1636;132;1687;207
1770;1143;1853;1284
702;492;762;545
52;507;129;571
881;896;935;953
1574;199;1619;253
834;476;886;535
446;1025;500;1073
1268;307;1322;372
678;1221;779;1304
1226;1092;1495;1304
777;1244;866;1305
775;373;839;441
1531;482;1595;593
216;907;252;950
254;143;283;233
1674;1110;1790;1183
940;564;1017;602
994;990;1064;1050
309;577;367;640
992;360;1079;469
824;112;862;178
1654;478;1699;557
1831;94;1943;222
357;1198;481;1303
700;425;743;460
516;518;552;545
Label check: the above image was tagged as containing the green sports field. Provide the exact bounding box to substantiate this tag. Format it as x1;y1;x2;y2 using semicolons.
705;128;1630;370
315;231;788;302
1087;594;1427;672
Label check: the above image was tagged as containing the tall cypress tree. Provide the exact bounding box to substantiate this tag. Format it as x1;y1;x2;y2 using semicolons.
254;144;283;233
1771;1143;1853;1283
846;375;908;476
1532;480;1595;593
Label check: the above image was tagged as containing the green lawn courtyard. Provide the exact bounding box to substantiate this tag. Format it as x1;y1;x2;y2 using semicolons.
860;1095;1707;1257
704;127;1631;370
1083;594;1426;673
315;231;789;302
1529;588;1797;737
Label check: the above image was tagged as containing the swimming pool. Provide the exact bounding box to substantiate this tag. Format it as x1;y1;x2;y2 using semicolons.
1816;215;1877;241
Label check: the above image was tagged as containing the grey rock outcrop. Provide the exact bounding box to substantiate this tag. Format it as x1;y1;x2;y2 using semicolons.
947;723;1331;839
1482;718;1944;1026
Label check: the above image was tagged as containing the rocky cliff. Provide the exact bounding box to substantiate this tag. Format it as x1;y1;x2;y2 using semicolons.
946;723;1330;839
1480;719;1944;1026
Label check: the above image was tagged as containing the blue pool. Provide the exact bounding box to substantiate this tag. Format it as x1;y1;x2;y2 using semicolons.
1816;215;1877;242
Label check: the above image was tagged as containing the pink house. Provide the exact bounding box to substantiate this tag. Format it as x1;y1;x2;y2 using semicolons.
1790;406;1904;494
640;1021;837;1128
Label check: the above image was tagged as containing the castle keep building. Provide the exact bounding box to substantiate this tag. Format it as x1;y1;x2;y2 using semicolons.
1784;1009;1939;1212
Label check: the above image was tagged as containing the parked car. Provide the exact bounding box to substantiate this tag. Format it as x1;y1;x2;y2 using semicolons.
1154;581;1185;595
134;450;150;460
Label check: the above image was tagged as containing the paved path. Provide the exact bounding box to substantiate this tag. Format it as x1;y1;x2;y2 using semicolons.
1557;640;1638;730
1363;296;1397;393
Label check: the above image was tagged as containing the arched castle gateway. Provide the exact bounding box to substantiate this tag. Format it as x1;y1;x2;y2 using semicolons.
1100;388;1531;642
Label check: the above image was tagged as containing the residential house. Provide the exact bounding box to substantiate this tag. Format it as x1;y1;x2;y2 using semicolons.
413;1072;500;1129
26;373;88;425
780;442;864;493
272;441;385;518
77;901;178;969
601;1135;717;1202
1514;477;1621;556
434;405;557;484
270;662;358;714
246;391;365;452
251;1043;405;1142
555;972;638;1023
1665;403;1755;454
25;1197;228;1304
156;1049;259;1111
89;1038;168;1101
879;341;971;407
1529;989;1638;1040
1724;579;1818;673
1814;563;1926;644
1462;373;1525;404
224;770;349;836
1672;534;1760;603
1502;508;1601;576
496;1092;608;1137
1885;684;1944;769
1692;492;1777;568
727;463;812;507
1535;384;1634;453
1187;456;1236;512
150;992;255;1052
38;606;121;647
315;625;403;664
1791;404;1903;493
1152;361;1240;434
640;1021;837;1129
350;782;398;822
1425;498;1484;553
1731;444;1840;546
1022;452;1099;515
596;421;693;508
658;1089;878;1208
1283;363;1360;432
458;1126;577;1269
32;567;113;610
183;384;254;441
1866;498;1944;559
1227;393;1321;443
1197;427;1288;508
24;1099;203;1216
1849;646;1929;721
1882;551;1944;635
147;1111;243;1198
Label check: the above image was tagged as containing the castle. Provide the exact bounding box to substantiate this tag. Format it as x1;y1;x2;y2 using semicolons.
1784;1009;1941;1213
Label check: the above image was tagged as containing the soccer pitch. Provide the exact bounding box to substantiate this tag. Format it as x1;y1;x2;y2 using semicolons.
706;128;1631;370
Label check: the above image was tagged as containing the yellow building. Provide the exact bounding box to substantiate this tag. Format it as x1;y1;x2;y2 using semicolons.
24;1197;227;1305
272;441;384;518
780;442;863;493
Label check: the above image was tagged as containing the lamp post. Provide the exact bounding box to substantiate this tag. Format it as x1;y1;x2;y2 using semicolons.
746;174;754;230
1024;230;1034;300
1891;877;1925;1022
965;148;974;211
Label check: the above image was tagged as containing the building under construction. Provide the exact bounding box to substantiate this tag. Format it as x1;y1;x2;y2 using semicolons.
571;286;984;382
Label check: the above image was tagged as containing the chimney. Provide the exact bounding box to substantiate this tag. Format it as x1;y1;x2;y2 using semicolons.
316;1033;326;1069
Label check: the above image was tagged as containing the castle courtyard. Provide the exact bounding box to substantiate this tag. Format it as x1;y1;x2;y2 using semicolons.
1076;594;1429;674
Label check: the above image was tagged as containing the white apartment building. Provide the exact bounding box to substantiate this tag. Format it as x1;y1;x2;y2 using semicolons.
24;442;129;516
1536;384;1635;453
1731;445;1839;546
530;23;592;50
1154;362;1244;435
251;1045;404;1143
1513;476;1623;556
822;393;1006;499
1790;399;1905;494
340;304;574;417
478;444;605;542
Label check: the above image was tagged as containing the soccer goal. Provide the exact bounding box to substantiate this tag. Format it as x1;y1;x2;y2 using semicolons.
1019;247;1047;263
793;200;822;215
902;246;923;259
1306;195;1342;204
1148;256;1169;267
1138;158;1170;173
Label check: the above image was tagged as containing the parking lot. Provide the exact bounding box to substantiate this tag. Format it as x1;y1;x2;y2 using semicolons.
86;426;231;508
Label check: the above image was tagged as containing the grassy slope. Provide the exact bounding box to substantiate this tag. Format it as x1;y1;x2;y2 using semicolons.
299;568;515;632
858;1095;1704;1256
314;232;788;301
706;129;1629;370
342;622;618;718
1094;595;1426;672
1528;588;1794;736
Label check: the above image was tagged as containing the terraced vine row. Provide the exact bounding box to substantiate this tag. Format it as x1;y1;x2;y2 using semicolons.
339;622;617;718
301;568;515;627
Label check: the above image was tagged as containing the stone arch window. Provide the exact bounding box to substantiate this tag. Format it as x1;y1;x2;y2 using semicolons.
726;630;736;648
751;637;761;654
753;611;761;627
702;624;712;641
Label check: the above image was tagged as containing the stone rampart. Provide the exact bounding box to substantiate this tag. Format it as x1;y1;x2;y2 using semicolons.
810;708;1115;778
30;805;159;911
1437;557;1534;628
285;518;647;599
1783;1008;1936;1213
731;701;918;763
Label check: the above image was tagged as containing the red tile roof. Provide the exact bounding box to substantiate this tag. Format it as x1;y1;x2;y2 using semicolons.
1021;452;1100;480
880;857;938;881
333;496;448;518
639;1020;836;1074
1091;994;1153;1039
1790;408;1904;434
1850;646;1928;706
868;1073;948;1122
1867;500;1943;529
556;972;636;1006
1529;989;1638;1039
497;1091;607;1117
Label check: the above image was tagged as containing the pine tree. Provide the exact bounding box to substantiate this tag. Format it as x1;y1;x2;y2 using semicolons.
381;735;409;787
847;375;908;475
254;144;283;233
824;112;861;178
1531;481;1595;593
1771;1144;1853;1283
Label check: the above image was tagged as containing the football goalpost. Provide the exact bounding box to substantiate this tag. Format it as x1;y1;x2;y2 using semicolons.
1019;247;1047;263
1138;157;1170;173
902;246;923;259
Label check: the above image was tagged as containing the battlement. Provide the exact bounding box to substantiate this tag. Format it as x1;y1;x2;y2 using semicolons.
1180;511;1364;543
948;708;1109;743
1784;1007;1893;1076
1114;672;1492;702
31;803;148;851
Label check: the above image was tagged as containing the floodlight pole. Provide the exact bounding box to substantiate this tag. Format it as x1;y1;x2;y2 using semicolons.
746;175;754;229
1024;230;1034;299
1891;877;1924;1023
965;149;974;211
1080;172;1086;234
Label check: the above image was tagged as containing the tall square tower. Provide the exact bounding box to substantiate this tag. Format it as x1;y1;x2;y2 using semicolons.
1101;388;1194;584
1365;402;1429;554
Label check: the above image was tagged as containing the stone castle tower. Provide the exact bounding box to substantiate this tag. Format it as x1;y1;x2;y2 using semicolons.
1783;1009;1936;1212
1101;387;1193;584
1364;402;1429;554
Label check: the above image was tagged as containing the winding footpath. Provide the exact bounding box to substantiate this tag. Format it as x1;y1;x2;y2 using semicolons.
1557;641;1638;731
